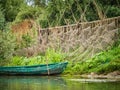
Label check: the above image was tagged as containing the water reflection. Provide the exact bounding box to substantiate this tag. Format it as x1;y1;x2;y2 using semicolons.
0;76;67;90
0;76;120;90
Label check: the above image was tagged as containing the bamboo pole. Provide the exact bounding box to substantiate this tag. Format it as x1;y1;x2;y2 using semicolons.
46;56;50;75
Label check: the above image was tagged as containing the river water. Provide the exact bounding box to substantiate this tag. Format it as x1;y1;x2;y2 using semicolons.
0;76;120;90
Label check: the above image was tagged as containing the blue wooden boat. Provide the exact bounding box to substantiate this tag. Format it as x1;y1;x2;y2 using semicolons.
0;62;68;75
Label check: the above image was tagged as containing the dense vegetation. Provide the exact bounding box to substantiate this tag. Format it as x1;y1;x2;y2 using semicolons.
0;0;120;75
65;45;120;75
7;48;66;66
0;0;120;28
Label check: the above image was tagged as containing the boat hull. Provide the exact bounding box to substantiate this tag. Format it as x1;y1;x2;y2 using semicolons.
0;62;68;75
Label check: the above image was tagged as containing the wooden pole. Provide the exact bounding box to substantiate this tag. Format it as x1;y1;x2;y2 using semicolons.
46;56;50;75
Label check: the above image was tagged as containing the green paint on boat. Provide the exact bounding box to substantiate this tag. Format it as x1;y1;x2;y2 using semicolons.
0;62;68;75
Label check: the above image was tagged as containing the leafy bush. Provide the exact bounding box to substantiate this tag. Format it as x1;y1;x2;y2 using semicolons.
7;56;43;66
7;56;23;66
64;45;120;74
15;6;42;23
21;34;34;48
106;6;120;17
0;8;5;30
0;31;16;65
80;46;120;74
95;59;120;73
45;48;66;63
6;48;66;66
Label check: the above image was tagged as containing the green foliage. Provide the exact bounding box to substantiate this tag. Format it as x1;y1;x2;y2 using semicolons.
0;0;25;22
0;31;16;64
96;59;120;73
1;0;120;28
15;6;42;22
21;34;34;48
29;0;47;7
0;8;5;30
45;48;67;63
64;45;120;75
37;0;120;28
36;9;48;28
1;0;120;27
6;48;66;66
106;6;120;17
7;56;23;66
17;29;38;49
7;56;43;66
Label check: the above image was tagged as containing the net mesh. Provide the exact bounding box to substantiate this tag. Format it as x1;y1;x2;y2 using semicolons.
18;16;120;60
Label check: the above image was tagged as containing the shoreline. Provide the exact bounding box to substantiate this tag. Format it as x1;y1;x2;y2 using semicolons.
80;74;120;79
63;71;120;79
